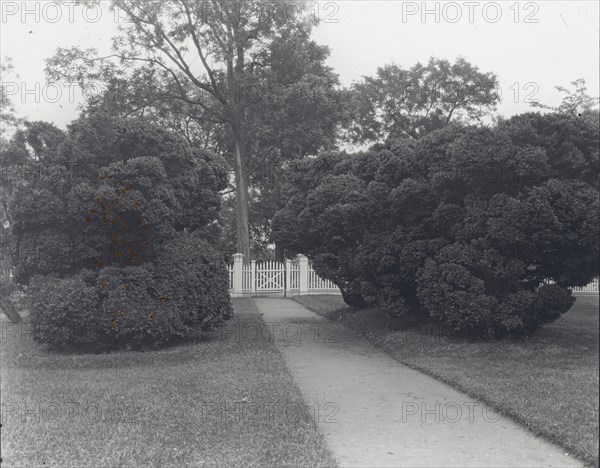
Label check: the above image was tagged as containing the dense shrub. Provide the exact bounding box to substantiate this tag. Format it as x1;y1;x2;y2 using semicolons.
9;115;233;350
29;235;232;350
96;266;169;349
273;112;599;334
29;273;102;347
153;234;233;331
9;115;229;285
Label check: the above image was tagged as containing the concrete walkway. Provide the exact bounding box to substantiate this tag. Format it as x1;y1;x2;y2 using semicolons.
253;298;582;468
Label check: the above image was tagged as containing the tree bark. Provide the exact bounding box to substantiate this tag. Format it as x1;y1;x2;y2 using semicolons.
275;242;284;262
233;126;250;259
340;285;366;308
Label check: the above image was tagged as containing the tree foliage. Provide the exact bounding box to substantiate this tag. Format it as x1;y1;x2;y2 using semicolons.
531;78;600;117
46;0;343;257
0;57;23;138
346;57;499;143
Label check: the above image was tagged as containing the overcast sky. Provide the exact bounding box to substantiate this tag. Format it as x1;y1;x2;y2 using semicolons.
1;0;598;129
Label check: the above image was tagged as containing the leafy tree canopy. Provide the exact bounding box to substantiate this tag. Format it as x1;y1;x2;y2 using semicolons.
46;0;344;257
531;78;600;117
346;57;499;143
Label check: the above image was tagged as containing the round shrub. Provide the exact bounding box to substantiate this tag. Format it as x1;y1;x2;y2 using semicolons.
12;116;231;351
415;259;577;334
28;235;232;351
275;111;598;335
528;284;575;332
96;266;182;349
153;233;233;330
29;273;102;348
416;258;498;331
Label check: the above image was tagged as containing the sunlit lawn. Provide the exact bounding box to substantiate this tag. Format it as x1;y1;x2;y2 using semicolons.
296;294;599;467
0;298;337;468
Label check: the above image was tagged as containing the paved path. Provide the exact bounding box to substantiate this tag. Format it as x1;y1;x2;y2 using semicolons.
253;298;582;468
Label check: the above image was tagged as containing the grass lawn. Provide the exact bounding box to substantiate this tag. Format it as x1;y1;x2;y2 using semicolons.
0;298;338;468
295;294;600;468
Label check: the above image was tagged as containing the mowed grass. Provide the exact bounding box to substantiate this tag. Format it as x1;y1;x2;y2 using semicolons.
295;294;600;467
0;298;338;468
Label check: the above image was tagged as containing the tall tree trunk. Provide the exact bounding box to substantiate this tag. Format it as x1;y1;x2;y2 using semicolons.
275;242;284;262
233;127;250;259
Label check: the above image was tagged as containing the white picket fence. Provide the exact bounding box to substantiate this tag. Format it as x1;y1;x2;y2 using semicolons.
227;254;599;298
227;254;340;297
544;277;599;296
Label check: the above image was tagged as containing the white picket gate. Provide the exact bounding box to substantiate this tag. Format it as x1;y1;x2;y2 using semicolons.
254;260;286;293
228;254;340;297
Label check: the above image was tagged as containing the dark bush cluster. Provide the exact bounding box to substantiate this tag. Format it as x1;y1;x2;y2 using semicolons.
29;235;232;350
273;112;599;334
7;115;233;350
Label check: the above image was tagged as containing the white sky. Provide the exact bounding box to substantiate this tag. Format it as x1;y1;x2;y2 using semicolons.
1;0;599;129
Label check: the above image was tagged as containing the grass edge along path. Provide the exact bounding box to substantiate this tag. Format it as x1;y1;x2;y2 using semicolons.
294;295;599;468
0;298;338;468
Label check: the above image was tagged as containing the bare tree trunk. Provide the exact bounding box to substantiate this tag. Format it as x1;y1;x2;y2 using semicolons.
233;128;250;259
275;242;284;262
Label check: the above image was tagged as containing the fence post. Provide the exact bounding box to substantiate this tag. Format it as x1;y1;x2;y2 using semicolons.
250;260;256;296
285;259;291;297
233;253;244;297
298;254;309;295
